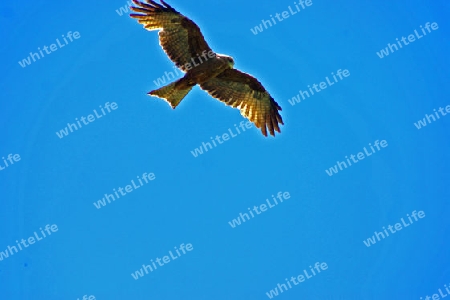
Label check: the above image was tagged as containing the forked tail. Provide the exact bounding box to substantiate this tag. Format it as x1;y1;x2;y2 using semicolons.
148;76;194;109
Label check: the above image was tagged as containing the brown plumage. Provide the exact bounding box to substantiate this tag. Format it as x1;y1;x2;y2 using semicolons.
130;0;284;136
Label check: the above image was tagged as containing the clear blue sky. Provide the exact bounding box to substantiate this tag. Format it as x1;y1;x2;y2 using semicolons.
1;0;449;299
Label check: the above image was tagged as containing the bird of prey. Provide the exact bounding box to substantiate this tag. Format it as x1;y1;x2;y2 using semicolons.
130;0;284;136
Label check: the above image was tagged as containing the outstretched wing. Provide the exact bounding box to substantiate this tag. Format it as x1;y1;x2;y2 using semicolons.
130;0;213;72
199;69;284;137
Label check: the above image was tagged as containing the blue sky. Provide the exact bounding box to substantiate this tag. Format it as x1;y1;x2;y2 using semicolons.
1;0;450;299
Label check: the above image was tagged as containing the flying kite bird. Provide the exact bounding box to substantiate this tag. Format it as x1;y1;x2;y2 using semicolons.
130;0;284;136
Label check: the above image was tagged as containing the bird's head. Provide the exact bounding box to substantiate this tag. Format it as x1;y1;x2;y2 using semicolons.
217;54;235;68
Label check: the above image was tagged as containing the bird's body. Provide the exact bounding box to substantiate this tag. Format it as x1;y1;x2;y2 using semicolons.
182;53;234;86
130;0;284;136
